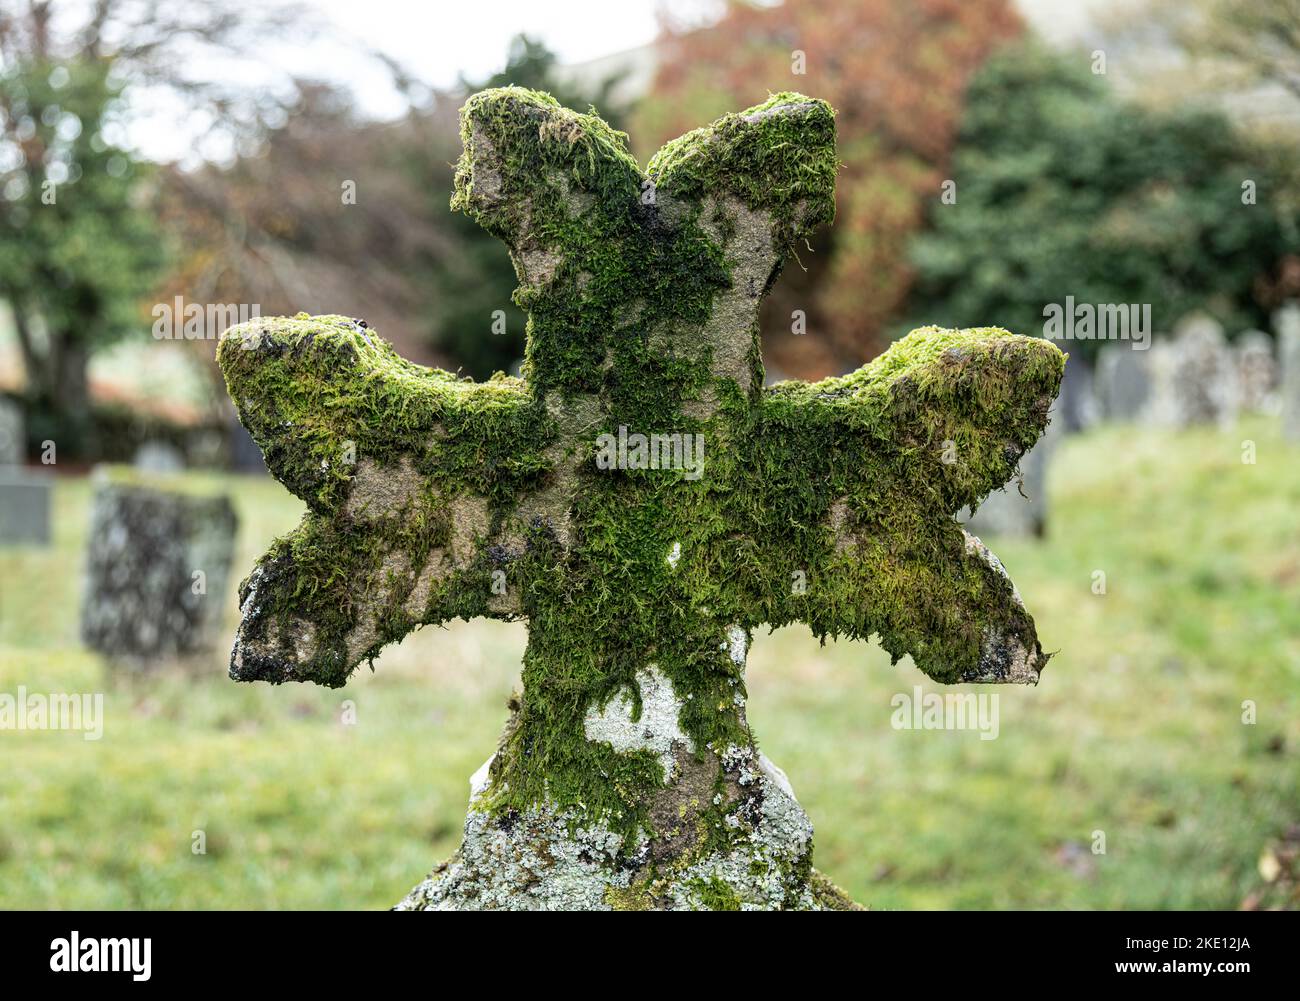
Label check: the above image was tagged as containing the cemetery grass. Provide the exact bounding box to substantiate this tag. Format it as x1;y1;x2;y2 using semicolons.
0;418;1296;909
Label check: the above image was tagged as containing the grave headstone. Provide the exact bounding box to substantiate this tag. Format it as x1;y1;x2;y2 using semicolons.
0;398;51;546
1147;315;1237;428
1234;330;1277;415
0;470;52;544
1095;343;1152;422
0;396;23;465
185;428;227;469
1277;303;1300;441
218;89;1064;910
80;477;238;667
133;441;186;473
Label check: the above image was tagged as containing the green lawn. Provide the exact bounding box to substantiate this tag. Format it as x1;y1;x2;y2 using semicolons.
1;418;1298;908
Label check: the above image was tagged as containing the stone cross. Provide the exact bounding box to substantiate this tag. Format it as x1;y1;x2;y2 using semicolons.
218;88;1064;910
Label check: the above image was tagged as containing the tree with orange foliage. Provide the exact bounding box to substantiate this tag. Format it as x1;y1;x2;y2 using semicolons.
637;0;1022;378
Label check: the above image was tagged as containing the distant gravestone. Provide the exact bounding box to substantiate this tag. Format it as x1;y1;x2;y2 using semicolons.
1095;343;1152;422
133;441;186;473
0;397;22;465
216;89;1065;910
0;471;52;544
1234;330;1277;414
1277;303;1300;441
80;479;238;667
185;428;227;469
961;409;1062;538
1147;315;1237;428
0;398;51;546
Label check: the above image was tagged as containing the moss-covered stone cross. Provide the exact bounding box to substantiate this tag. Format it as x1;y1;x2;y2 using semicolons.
218;88;1064;910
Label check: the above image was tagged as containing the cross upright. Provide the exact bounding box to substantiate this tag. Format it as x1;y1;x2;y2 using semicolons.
218;87;1065;910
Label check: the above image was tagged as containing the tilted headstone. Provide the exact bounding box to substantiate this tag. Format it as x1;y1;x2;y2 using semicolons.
80;478;238;667
218;88;1064;911
960;404;1063;538
1234;330;1277;414
1147;315;1237;428
1094;343;1152;423
1277;303;1300;441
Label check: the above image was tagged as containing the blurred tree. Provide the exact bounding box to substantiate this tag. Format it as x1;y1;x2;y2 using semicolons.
638;0;1023;377
1160;0;1300;101
159;82;457;375
164;34;629;384
0;0;317;451
906;43;1300;357
0;58;163;449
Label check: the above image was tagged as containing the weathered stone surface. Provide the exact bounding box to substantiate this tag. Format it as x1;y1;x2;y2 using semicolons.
1095;343;1152;422
0;396;22;466
1146;315;1238;428
1277;303;1300;441
0;469;51;544
219;88;1063;910
1234;330;1277;414
80;478;237;665
397;743;826;911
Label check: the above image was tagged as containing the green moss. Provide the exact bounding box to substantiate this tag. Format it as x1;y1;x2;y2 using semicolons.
809;869;865;911
690;875;743;911
219;90;1064;880
647;91;838;254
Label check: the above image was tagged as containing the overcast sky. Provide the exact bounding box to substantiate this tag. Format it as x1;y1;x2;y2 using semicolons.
130;0;721;162
123;0;1137;163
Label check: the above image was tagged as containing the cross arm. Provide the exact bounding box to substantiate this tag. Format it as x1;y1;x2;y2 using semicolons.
217;314;561;687
452;87;644;305
737;326;1065;683
647;92;838;278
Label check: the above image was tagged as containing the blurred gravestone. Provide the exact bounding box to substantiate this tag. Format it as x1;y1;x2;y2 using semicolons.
1147;315;1237;428
133;441;186;473
1277;303;1300;442
0;397;22;465
1234;330;1277;415
80;477;238;668
0;472;52;544
185;428;227;469
0;398;51;545
215;90;1065;910
1095;343;1152;422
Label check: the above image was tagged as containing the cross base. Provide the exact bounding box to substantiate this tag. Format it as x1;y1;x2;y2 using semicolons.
396;749;861;911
